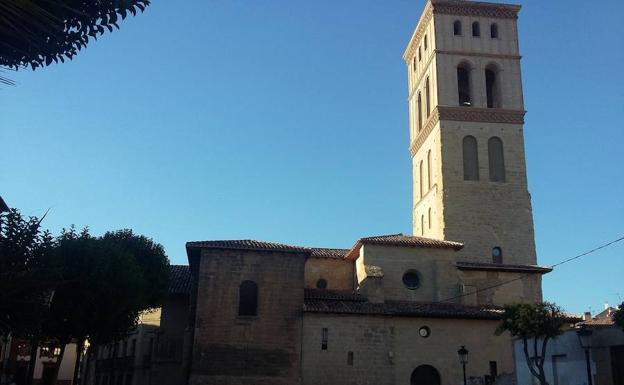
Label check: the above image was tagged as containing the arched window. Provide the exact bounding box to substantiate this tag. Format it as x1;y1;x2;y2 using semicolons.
425;77;431;117
485;65;500;108
428;208;432;229
488;136;506;182
453;20;462;36
426;150;432;190
490;23;499;38
418;46;422;62
462;135;479;181
492;247;503;264
413;57;417;72
417;92;423;131
472;22;480;37
420;215;424;236
238;280;258;316
411;365;441;385
457;63;471;106
419;160;424;198
424;34;428;50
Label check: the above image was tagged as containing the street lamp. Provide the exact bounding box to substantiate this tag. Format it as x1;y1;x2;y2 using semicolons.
577;325;593;385
457;345;468;385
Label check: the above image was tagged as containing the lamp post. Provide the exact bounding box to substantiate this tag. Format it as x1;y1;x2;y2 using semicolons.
577;325;593;385
457;345;468;385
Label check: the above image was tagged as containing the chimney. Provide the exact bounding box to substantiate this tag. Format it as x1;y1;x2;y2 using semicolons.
583;311;592;321
604;302;610;310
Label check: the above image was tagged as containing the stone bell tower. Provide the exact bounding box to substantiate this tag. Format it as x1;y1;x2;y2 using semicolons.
404;0;537;266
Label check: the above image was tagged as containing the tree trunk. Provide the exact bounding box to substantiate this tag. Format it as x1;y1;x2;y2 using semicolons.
0;333;9;383
522;338;541;380
72;338;84;385
25;336;39;385
50;342;66;385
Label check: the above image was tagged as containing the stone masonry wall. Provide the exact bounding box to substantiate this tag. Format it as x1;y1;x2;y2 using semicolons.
440;121;537;266
302;313;514;385
304;258;354;291
189;248;307;385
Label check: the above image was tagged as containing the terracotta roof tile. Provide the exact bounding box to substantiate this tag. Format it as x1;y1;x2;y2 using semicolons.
580;317;615;326
304;298;502;320
456;261;552;274
345;234;463;260
304;288;364;302
169;265;191;295
186;239;310;254
309;248;350;259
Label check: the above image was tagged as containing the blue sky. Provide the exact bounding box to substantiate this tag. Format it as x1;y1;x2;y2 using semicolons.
1;0;622;315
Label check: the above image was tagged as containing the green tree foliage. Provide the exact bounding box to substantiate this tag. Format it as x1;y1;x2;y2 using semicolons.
614;302;624;331
0;209;56;337
43;227;170;384
101;229;170;309
496;302;567;385
0;0;150;84
1;207;170;385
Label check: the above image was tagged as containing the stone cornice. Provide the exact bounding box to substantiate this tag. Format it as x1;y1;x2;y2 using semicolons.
433;0;521;19
409;106;525;156
413;184;438;209
437;106;525;124
436;49;521;60
409;107;440;157
403;2;434;61
456;262;552;274
403;0;521;63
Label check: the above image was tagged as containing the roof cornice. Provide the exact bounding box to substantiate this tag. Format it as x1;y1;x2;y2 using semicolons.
456;261;552;274
403;0;521;62
345;234;464;260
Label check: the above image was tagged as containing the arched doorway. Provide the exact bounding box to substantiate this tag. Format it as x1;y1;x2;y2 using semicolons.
410;365;441;385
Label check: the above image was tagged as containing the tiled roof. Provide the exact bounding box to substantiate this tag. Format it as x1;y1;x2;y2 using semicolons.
169;265;191;295
186;239;310;254
580;317;615;326
309;248;350;259
345;234;464;260
186;234;462;261
456;261;552;274
304;288;364;302
304;298;502;320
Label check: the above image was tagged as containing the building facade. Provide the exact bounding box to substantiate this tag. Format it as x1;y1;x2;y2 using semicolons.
514;306;624;385
0;339;77;385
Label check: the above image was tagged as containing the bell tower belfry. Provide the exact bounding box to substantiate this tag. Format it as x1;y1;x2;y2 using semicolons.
405;0;536;265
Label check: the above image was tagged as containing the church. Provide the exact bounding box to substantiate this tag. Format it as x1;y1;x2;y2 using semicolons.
182;1;550;384
90;1;552;385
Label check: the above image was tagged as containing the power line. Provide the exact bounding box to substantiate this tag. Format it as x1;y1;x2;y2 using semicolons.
438;235;624;304
551;236;624;268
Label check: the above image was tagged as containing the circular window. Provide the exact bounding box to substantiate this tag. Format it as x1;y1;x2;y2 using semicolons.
316;278;328;290
402;270;421;290
418;326;431;338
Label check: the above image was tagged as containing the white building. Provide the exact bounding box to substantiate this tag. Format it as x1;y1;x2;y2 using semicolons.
513;306;624;385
